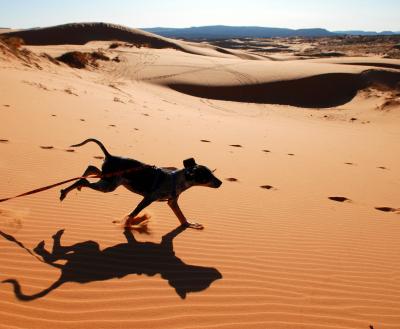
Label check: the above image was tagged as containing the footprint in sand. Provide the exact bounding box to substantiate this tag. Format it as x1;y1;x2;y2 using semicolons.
262;150;271;153
260;185;274;190
288;153;295;156
40;146;54;150
329;196;351;203
80;118;86;122
0;208;24;231
94;156;104;160
3;104;10;108
65;149;75;153
0;139;9;143
109;124;116;127
51;114;57;117
113;97;124;103
375;207;399;213
229;144;242;148
226;178;239;182
201;139;211;143
377;166;388;170
345;162;355;165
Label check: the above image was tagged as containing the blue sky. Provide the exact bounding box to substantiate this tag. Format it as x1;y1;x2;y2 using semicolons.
1;0;399;31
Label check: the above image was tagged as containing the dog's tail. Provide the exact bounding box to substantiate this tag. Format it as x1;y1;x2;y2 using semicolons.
70;138;111;157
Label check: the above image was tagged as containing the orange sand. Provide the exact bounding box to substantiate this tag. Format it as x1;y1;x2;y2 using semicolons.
0;24;400;329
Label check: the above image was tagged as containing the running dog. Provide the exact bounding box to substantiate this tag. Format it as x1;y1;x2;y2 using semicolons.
60;139;222;229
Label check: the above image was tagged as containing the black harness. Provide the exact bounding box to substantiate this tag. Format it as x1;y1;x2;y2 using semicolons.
150;167;178;200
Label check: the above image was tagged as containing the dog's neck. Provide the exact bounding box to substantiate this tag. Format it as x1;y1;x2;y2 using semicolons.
173;169;195;196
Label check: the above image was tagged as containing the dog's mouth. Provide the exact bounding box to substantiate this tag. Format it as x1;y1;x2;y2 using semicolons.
212;179;222;188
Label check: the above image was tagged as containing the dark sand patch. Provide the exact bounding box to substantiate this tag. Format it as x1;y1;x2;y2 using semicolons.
329;196;351;203
375;207;398;213
260;185;274;190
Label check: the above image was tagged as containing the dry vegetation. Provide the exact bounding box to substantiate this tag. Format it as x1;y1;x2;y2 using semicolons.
56;51;110;69
109;41;150;49
0;35;33;61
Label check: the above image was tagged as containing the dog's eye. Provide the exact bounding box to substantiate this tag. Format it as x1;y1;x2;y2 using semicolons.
195;168;211;183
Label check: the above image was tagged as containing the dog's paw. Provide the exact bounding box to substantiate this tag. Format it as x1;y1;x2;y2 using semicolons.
33;240;45;254
59;190;66;201
52;229;65;240
184;222;204;230
124;214;150;227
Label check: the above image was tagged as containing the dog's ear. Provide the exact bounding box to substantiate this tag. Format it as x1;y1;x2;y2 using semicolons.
183;158;197;168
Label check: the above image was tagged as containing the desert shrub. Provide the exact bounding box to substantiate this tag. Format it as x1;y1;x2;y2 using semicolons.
109;42;121;49
41;53;60;65
91;51;110;61
56;51;90;69
0;36;24;50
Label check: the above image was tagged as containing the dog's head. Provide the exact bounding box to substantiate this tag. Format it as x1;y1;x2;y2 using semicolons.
183;158;222;188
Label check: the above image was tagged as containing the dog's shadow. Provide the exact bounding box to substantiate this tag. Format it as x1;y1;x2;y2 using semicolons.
2;226;222;301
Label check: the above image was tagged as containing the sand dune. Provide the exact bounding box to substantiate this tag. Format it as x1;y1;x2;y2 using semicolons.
1;24;400;329
3;22;263;60
168;70;400;108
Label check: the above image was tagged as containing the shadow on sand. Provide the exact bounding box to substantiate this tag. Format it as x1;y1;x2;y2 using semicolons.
1;226;222;301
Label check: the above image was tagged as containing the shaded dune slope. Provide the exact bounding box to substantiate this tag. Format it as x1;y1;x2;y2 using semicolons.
4;22;185;50
3;22;263;60
168;69;400;108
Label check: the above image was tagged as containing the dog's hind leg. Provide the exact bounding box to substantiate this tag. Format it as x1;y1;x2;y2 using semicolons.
77;165;102;190
82;165;102;178
59;165;102;201
60;177;118;201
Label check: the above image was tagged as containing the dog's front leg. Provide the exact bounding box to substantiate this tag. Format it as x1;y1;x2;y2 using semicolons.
167;198;204;230
124;197;153;227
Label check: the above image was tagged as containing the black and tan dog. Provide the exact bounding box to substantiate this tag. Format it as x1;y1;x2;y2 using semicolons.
60;139;222;229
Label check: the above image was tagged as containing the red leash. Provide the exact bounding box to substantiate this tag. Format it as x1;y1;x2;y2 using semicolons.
0;165;156;203
0;174;100;203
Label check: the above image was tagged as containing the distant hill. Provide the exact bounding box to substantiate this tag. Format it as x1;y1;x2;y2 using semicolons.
143;26;335;39
143;26;399;39
334;30;400;36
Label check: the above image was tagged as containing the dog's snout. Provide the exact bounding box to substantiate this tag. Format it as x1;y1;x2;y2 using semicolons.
213;178;222;188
